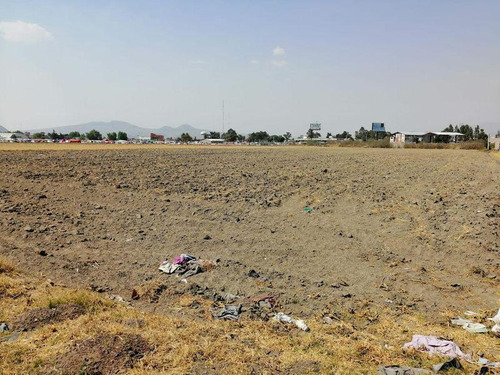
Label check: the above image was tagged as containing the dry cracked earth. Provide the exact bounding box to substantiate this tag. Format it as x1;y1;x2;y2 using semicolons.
0;146;499;321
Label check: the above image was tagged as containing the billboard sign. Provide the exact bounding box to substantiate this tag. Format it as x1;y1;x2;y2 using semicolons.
310;123;321;131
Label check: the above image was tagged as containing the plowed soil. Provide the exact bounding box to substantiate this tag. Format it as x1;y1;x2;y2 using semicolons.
0;146;499;319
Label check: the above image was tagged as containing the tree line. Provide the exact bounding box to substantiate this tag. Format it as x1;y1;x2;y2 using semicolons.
31;130;128;141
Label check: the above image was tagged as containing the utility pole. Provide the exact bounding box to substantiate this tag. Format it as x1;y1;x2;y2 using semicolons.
222;100;225;135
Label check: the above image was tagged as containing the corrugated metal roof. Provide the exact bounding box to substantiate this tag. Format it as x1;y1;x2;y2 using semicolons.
392;131;425;136
427;132;464;136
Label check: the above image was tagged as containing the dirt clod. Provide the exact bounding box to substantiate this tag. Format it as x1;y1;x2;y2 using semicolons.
12;303;85;331
54;333;152;375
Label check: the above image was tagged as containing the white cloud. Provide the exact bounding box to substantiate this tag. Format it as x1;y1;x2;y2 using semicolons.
250;60;260;64
188;59;208;65
273;46;285;56
0;21;52;43
271;60;287;68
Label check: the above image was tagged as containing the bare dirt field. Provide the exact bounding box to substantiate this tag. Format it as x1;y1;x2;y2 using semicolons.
0;145;499;373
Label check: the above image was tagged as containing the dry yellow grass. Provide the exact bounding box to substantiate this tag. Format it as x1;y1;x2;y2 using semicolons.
1;256;498;374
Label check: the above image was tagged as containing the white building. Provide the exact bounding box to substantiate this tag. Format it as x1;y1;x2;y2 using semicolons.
0;132;29;142
490;135;500;151
390;132;425;144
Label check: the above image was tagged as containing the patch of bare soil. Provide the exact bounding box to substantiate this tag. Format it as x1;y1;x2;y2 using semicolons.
53;333;152;375
12;303;85;331
0;147;499;321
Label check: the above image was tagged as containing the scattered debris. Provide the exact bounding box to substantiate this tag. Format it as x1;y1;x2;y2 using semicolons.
433;358;462;372
247;269;260;278
158;261;179;274
249;295;276;309
478;358;500;368
451;317;472;326
110;295;127;304
303;206;312;213
377;365;431;374
488;308;500;333
158;255;216;279
464;311;479;316
323;316;334;325
462;322;488;334
274;312;309;332
212;305;242;320
403;335;471;360
173;254;196;265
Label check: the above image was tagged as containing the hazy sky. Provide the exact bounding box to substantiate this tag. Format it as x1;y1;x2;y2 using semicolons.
1;0;499;136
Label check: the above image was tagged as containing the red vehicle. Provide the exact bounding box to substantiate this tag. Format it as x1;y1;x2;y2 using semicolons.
69;139;81;143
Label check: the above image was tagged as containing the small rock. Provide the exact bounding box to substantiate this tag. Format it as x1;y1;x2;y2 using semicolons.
24;226;34;232
38;194;47;199
136;214;142;219
131;289;139;300
203;235;211;240
248;269;260;278
323;316;333;325
0;332;20;343
39;250;48;256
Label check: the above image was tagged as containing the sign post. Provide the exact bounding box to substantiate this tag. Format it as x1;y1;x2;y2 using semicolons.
309;123;321;139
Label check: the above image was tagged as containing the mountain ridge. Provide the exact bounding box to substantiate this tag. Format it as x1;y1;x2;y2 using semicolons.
28;121;211;138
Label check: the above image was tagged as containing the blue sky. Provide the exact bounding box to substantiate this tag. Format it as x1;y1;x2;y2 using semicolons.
1;0;499;135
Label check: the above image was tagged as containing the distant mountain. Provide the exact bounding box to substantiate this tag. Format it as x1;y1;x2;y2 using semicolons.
28;121;210;138
0;125;8;132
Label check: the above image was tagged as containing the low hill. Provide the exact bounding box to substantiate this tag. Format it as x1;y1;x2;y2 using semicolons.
28;121;210;138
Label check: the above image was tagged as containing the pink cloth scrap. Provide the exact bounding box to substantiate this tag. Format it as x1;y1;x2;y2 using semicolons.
403;335;471;361
172;254;196;265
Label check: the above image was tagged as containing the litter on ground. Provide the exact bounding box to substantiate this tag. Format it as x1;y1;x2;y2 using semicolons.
273;312;309;331
158;255;217;278
212;305;242;320
403;335;471;361
462;322;488;333
377;365;431;374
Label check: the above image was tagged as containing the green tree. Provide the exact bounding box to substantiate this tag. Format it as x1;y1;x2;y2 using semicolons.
306;128;321;139
237;134;246;142
269;135;285;143
180;133;193;142
86;129;103;140
283;132;292;141
33;132;46;139
247;131;270;143
117;131;128;141
107;132;117;141
223;128;238;142
443;124;454;132
209;131;221;139
48;129;64;140
336;131;353;140
68;131;81;139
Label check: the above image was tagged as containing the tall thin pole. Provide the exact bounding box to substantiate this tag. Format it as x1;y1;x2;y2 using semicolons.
222;100;225;134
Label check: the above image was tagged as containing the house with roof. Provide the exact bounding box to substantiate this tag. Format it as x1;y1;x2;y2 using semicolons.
390;131;425;144
422;132;464;143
